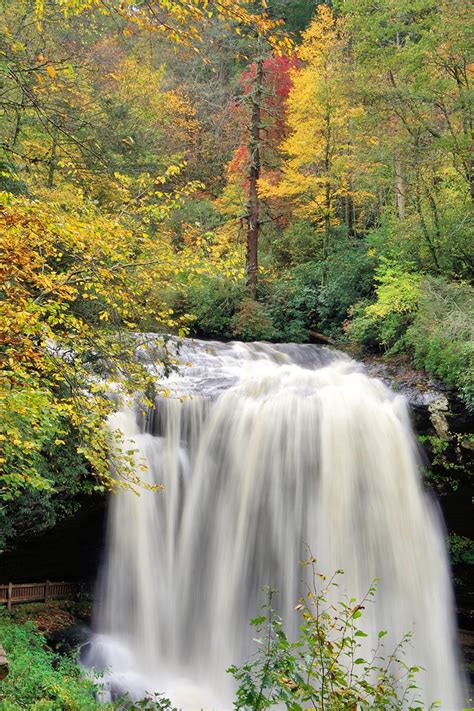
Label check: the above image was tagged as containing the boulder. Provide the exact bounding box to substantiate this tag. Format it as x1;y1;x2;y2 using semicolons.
0;644;8;680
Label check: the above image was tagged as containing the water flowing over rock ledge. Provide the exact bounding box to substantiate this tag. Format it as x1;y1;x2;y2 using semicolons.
84;339;465;709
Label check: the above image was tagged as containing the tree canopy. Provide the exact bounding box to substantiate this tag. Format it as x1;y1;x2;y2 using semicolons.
0;0;472;528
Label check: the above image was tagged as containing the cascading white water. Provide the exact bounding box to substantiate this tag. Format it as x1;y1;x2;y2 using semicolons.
85;339;464;709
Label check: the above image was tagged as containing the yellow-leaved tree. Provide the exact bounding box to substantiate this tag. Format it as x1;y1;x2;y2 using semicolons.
261;5;368;267
0;172;199;498
34;0;292;53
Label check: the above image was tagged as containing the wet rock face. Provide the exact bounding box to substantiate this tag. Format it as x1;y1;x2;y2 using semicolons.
363;357;473;530
47;624;89;656
365;356;473;493
362;356;449;410
361;355;472;442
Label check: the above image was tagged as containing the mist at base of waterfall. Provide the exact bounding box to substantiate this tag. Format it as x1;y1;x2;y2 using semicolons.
83;339;464;710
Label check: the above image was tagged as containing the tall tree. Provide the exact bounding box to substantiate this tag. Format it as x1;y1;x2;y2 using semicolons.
263;5;365;270
219;51;298;295
246;53;264;298
339;0;473;274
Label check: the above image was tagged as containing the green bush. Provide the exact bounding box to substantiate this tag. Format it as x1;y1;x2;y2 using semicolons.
345;298;383;351
231;299;277;341
267;237;375;342
266;263;322;342
177;232;375;344
267;220;322;267
184;275;246;339
366;188;474;280
448;535;474;566
406;278;474;411
0;425;90;552
0;615;179;710
317;238;376;336
347;261;422;350
0;613;104;710
229;561;427;710
347;266;473;410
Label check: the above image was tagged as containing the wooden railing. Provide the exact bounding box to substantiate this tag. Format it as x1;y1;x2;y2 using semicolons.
0;581;91;611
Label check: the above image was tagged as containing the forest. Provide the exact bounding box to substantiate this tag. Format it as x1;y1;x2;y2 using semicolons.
0;0;473;709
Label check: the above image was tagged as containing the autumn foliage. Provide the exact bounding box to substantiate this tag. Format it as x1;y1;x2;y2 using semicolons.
1;0;472;509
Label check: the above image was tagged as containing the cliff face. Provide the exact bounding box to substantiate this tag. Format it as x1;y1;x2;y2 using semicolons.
362;356;472;473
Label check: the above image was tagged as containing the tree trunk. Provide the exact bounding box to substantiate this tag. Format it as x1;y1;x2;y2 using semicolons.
246;57;264;300
414;173;440;271
394;149;406;220
345;192;355;237
322;120;331;285
309;329;335;345
47;124;59;189
346;111;356;237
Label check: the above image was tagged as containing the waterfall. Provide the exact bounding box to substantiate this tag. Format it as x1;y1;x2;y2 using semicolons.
84;339;464;709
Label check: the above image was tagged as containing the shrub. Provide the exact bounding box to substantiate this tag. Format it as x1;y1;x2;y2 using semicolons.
406;278;474;411
0;613;104;710
165;198;224;248
268;220;322;267
229;561;427;710
346;266;473;410
366;187;474;280
231;299;277;341
345;299;383;351
266;238;375;343
0;615;179;710
448;535;474;566
317;238;375;336
184;276;246;339
346;262;422;351
0;423;90;552
266;263;322;342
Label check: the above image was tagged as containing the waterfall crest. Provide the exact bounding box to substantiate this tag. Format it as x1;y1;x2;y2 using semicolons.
85;339;463;709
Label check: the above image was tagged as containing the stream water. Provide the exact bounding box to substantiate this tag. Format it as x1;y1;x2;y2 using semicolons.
84;339;464;709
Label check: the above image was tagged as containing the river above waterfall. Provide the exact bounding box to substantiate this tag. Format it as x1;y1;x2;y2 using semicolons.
83;338;465;709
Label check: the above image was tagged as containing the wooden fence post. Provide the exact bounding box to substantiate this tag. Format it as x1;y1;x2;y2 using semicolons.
44;580;50;603
7;583;12;612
